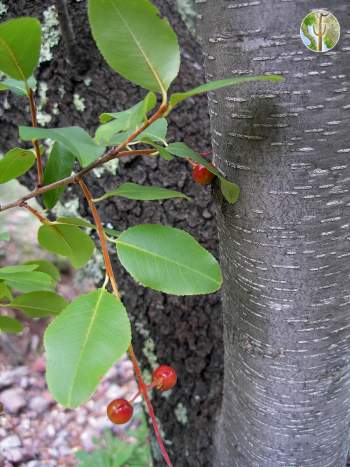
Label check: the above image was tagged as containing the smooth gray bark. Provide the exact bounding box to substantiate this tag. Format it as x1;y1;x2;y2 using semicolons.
198;1;350;465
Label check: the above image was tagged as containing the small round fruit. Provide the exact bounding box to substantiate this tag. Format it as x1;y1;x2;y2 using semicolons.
192;163;215;186
152;365;177;392
107;398;133;424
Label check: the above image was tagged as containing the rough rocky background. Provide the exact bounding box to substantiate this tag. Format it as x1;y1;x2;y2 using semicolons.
0;1;223;465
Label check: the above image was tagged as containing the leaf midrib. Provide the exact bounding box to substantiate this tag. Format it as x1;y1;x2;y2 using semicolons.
116;239;220;286
107;0;165;93
67;289;105;406
0;35;26;81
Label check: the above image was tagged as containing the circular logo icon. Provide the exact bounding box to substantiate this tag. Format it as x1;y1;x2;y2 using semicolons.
300;10;340;52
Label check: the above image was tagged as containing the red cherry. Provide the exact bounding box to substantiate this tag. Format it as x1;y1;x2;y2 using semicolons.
192;163;215;186
152;365;177;392
107;398;133;424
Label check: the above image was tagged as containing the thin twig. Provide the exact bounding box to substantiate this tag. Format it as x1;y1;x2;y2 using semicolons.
0;149;155;213
28;88;44;187
21;202;50;225
78;178;173;467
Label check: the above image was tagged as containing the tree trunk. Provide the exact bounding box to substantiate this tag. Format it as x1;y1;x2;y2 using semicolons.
0;1;221;465
198;1;350;465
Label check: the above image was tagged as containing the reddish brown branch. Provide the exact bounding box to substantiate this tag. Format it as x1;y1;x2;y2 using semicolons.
0;149;155;213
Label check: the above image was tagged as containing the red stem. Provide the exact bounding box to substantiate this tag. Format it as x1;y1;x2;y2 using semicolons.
129;346;173;467
78;178;173;467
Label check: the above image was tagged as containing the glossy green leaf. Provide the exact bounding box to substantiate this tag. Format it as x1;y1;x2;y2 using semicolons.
10;291;68;318
96;92;156;144
0;76;36;96
88;0;180;93
56;216;120;239
0;282;13;302
0;17;41;81
43;142;75;209
95;182;189;202
109;119;168;146
38;224;95;269
169;75;284;109
0;269;55;293
0;316;23;333
19;126;105;167
220;178;240;204
0;148;36;184
45;289;131;407
116;224;222;295
24;260;61;283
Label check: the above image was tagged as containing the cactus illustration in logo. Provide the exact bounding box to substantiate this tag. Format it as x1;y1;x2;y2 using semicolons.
300;10;340;52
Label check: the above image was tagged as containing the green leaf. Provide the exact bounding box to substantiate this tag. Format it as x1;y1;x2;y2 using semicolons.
0;282;13;302
24;260;61;283
38;224;95;269
88;0;180;93
167;143;241;204
57;217;96;229
56;216;120;239
169;75;284;109
10;291;68;318
138;118;167;144
0;270;55;293
0;17;41;81
116;224;222;295
96;92;156;144
108;119;168;146
95;182;190;202
19;126;105;167
0;231;10;241
0;316;23;334
0;264;38;274
43;142;75;209
0;147;36;184
0;76;36;96
100;92;156;124
142;140;174;161
167;142;220;177
45;289;131;407
220;178;240;204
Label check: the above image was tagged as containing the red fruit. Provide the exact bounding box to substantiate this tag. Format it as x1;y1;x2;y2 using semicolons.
192;163;215;186
152;365;177;392
107;398;133;424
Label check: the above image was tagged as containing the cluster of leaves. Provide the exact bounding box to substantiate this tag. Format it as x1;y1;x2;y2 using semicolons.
0;0;282;411
75;416;152;467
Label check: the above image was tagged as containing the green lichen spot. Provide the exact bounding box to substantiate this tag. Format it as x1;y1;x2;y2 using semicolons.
174;402;188;425
73;93;86;113
93;159;119;178
40;5;60;63
176;0;198;36
142;338;158;370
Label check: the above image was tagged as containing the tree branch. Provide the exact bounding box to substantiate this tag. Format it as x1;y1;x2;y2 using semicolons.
0;102;167;214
